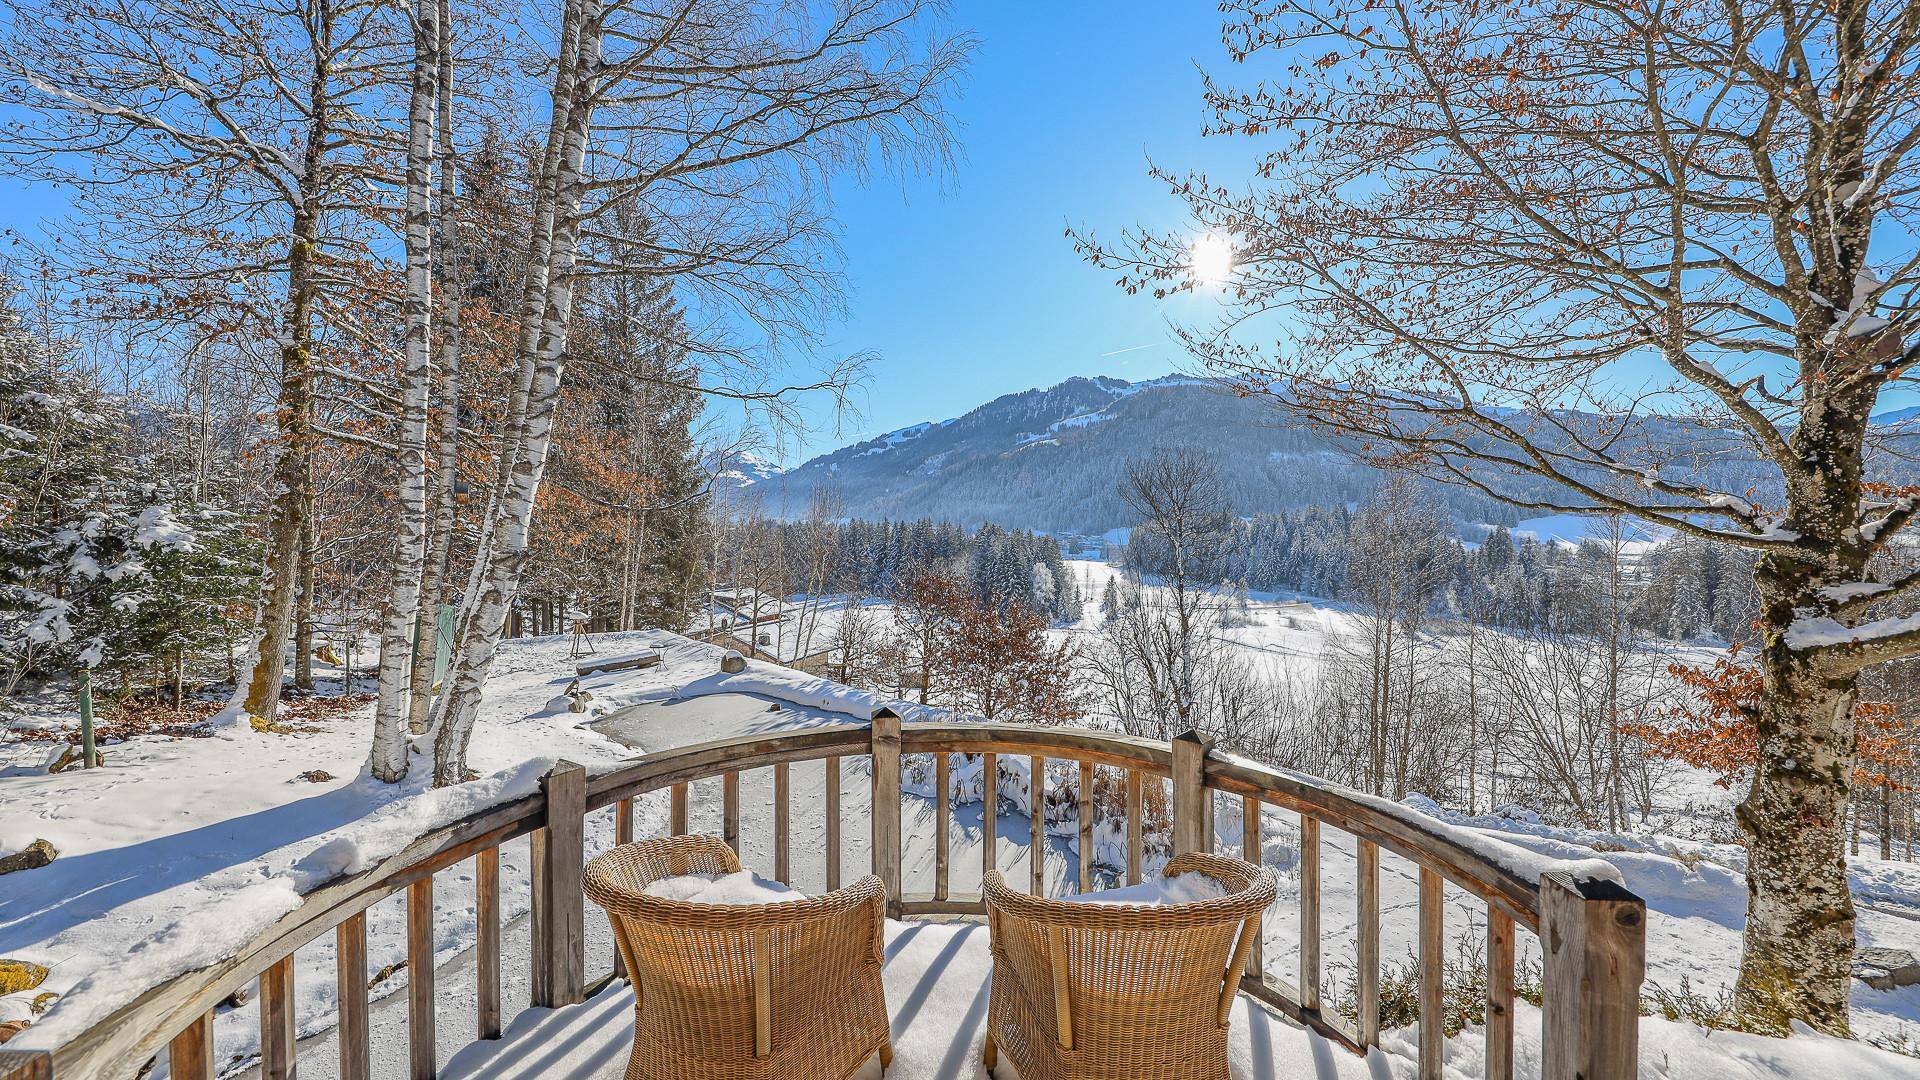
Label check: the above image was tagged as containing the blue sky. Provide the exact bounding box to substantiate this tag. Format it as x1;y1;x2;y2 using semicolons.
765;1;1247;463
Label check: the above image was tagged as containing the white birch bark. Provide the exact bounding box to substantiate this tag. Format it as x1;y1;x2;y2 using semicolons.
430;0;599;784
370;0;439;781
406;0;460;734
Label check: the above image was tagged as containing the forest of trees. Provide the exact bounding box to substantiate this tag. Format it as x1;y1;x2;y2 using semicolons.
0;0;969;787
1132;502;1761;645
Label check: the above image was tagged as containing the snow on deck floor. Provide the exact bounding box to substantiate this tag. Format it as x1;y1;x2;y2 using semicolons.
437;919;1392;1080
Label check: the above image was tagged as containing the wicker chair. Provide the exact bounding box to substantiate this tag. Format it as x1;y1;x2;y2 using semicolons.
981;852;1277;1080
582;835;893;1080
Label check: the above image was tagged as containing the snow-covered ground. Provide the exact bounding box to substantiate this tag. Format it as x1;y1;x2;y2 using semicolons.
3;603;1920;1077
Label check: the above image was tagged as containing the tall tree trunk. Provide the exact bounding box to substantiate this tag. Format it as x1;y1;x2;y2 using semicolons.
293;478;316;691
409;0;460;734
371;0;440;781
1735;388;1873;1035
237;17;331;726
431;0;598;784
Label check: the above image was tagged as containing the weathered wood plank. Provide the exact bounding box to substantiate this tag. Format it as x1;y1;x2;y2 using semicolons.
722;770;741;855
615;797;632;847
337;910;370;1076
1300;815;1321;1011
982;753;997;883
773;762;790;884
1030;754;1046;896
1171;730;1214;855
669;781;688;835
531;760;586;1009
871;708;903;914
476;847;500;1040
575;650;660;676
1487;908;1516;1080
1357;839;1381;1047
408;876;436;1080
934;753;951;901
259;956;296;1080
825;756;842;891
1126;770;1143;886
1540;873;1645;1080
1243;796;1264;979
1418;867;1444;1080
1078;759;1095;892
167;1011;215;1080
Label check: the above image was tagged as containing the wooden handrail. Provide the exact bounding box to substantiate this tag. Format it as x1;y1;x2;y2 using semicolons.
3;711;1642;1080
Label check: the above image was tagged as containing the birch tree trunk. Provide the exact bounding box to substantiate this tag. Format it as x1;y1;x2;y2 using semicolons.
408;0;460;734
370;0;440;781
430;0;598;785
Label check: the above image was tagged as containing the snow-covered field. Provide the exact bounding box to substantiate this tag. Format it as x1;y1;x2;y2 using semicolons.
3;589;1920;1077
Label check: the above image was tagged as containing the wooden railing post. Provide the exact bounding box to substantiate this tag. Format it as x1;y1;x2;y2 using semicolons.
870;707;902;915
1540;872;1645;1080
1172;729;1215;856
169;1010;215;1080
532;759;586;1008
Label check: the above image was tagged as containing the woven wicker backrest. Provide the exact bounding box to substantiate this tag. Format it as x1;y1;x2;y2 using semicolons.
983;852;1277;1056
583;835;887;1068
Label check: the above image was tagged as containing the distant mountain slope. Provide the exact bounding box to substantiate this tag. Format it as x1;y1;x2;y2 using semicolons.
756;375;1526;533
744;374;1920;535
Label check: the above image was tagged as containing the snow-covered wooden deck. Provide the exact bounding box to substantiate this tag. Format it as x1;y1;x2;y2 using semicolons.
437;919;1390;1080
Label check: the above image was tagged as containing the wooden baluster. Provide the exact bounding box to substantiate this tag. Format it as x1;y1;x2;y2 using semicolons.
532;760;586;1009
1487;909;1516;1080
774;762;791;884
670;781;688;835
337;911;371;1080
825;756;842;891
723;770;741;856
1029;754;1046;895
1299;816;1321;1011
1171;730;1214;855
982;752;998;882
259;955;296;1080
1126;769;1143;886
169;1010;215;1080
934;753;951;901
476;847;501;1039
1077;760;1094;892
1418;867;1445;1080
408;876;436;1079
870;708;903;914
1357;839;1381;1048
1242;797;1263;980
613;797;632;980
1540;873;1645;1080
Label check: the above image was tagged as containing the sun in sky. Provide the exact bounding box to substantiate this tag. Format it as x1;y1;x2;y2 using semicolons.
1188;233;1234;285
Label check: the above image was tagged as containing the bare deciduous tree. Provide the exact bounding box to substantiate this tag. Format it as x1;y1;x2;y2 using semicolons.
1080;0;1920;1031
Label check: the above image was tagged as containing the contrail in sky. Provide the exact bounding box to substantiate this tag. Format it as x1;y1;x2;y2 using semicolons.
1099;343;1159;357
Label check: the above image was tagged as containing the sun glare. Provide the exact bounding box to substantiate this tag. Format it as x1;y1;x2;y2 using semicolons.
1188;233;1234;286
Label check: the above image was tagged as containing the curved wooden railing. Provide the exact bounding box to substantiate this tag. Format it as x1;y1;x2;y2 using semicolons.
0;707;1645;1080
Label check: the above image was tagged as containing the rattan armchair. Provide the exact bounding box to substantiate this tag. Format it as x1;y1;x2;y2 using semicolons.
981;852;1277;1080
583;835;893;1080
